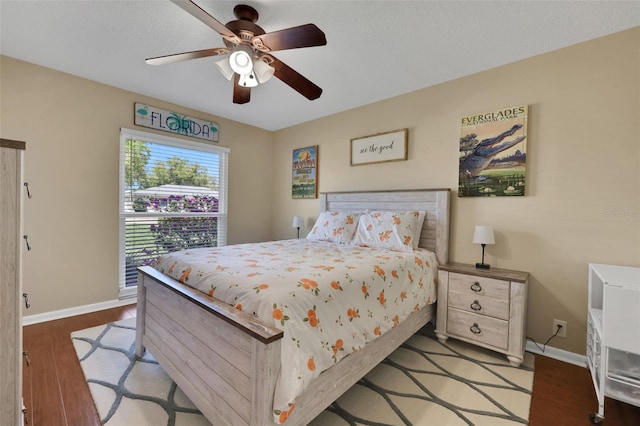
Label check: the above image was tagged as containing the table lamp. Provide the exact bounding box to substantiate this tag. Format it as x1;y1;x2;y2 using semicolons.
292;216;304;238
473;225;495;269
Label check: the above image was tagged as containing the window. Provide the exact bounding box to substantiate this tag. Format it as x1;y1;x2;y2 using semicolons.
119;128;229;298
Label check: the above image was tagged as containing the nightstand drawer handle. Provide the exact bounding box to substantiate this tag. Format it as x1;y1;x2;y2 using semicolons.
470;323;481;334
470;282;482;292
470;300;482;311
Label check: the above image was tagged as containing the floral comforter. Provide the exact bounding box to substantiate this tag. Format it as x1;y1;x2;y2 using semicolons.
153;239;438;424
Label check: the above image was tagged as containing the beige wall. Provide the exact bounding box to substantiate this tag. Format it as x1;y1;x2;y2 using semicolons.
0;56;274;316
270;28;640;354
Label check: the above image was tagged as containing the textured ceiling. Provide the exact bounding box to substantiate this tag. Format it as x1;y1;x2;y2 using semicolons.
1;1;638;131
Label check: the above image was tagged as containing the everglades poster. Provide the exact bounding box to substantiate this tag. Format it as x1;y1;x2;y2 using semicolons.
459;105;528;197
292;145;318;199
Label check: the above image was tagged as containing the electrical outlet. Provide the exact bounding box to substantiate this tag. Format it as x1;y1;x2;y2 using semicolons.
553;319;567;338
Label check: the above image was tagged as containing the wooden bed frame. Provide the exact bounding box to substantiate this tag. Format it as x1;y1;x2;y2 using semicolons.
135;188;450;425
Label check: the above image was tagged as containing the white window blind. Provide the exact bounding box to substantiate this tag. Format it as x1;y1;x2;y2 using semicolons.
119;128;229;298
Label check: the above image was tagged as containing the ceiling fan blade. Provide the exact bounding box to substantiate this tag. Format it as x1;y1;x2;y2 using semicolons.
170;0;237;39
146;48;229;65
270;57;322;100
233;74;251;104
255;24;327;52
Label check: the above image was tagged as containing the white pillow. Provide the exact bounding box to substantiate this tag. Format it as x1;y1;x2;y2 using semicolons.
306;211;361;244
352;211;425;252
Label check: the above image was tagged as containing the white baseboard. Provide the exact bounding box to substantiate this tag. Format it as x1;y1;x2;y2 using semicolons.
526;340;587;367
23;296;137;326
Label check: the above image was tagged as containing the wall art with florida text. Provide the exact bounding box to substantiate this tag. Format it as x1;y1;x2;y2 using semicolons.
134;103;219;142
292;145;318;199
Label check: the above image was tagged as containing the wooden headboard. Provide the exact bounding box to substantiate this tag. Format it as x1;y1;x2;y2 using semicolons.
319;188;450;265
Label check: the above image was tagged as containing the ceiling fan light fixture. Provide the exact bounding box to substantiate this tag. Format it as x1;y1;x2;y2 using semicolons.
229;49;253;75
215;58;234;81
254;59;275;83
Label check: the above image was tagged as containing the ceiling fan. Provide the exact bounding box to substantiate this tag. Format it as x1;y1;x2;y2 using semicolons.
146;0;327;104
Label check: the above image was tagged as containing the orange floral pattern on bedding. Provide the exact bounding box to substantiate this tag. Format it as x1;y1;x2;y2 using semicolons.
153;239;437;424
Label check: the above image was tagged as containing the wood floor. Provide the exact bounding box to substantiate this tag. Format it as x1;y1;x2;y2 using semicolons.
22;305;640;426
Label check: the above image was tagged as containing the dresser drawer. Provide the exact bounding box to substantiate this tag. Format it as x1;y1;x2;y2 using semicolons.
448;290;510;320
449;272;509;299
447;308;509;350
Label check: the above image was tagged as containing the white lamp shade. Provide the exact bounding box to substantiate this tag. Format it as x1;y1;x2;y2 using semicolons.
238;71;258;87
229;50;253;75
254;59;275;83
292;216;304;228
215;58;234;81
472;226;495;245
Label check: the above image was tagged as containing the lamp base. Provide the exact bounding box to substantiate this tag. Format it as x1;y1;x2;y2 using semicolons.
475;262;491;269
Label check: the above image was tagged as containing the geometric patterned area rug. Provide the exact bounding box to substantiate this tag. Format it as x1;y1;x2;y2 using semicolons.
71;317;534;426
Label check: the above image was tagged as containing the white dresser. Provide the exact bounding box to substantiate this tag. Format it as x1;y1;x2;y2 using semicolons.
0;139;26;425
587;263;640;424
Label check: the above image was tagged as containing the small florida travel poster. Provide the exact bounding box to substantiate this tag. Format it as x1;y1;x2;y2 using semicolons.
458;105;528;197
292;145;318;199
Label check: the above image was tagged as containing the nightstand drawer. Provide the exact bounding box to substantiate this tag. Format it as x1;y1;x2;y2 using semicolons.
449;272;509;299
447;308;509;350
448;290;510;320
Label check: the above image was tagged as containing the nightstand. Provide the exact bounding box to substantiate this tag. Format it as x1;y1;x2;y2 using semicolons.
435;262;529;367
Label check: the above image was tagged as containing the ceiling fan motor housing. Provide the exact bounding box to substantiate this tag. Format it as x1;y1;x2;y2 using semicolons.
233;4;259;23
